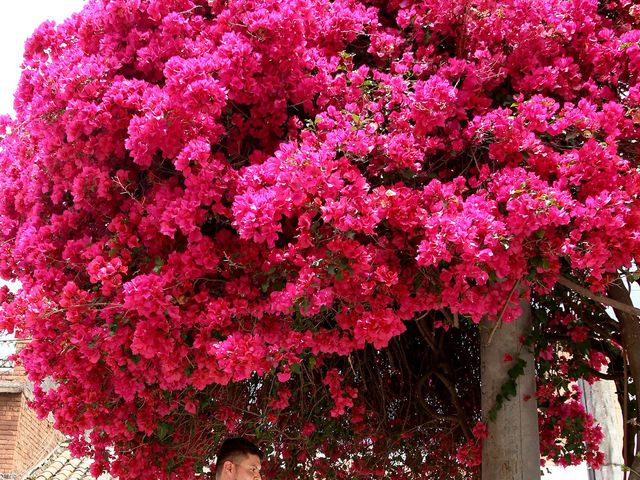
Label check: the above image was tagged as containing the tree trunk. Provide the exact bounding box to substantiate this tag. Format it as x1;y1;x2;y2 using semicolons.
481;300;540;480
607;277;640;480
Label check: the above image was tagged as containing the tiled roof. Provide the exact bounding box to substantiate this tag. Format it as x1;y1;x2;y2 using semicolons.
24;442;112;480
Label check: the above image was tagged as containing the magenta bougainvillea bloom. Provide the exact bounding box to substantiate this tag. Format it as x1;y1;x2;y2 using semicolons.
0;0;638;478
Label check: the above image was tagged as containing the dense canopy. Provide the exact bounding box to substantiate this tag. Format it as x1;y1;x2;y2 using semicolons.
0;0;639;478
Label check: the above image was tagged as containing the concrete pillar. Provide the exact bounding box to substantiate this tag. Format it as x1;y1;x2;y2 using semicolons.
481;300;541;480
581;379;624;480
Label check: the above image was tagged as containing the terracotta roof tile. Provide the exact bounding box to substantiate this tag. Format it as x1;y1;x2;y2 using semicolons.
25;442;112;480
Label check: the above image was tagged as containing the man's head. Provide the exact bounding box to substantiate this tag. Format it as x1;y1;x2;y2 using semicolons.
215;437;264;480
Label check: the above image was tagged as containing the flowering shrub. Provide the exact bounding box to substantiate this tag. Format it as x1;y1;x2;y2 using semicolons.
0;0;638;477
531;292;623;472
537;382;605;469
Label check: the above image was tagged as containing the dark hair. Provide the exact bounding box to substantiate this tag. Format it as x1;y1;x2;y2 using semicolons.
215;437;263;476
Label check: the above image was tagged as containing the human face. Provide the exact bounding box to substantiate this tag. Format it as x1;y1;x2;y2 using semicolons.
231;453;262;480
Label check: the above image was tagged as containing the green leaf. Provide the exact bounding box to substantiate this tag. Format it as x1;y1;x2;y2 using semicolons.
156;422;171;441
501;381;517;398
508;358;526;379
153;256;164;273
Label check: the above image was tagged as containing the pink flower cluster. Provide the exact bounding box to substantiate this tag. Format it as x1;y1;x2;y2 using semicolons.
538;383;605;469
0;0;638;477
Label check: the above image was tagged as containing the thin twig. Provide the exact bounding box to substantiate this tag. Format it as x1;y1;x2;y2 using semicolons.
178;5;203;14
487;280;520;345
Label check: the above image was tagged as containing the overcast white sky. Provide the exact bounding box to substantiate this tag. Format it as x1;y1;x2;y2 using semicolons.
0;0;87;115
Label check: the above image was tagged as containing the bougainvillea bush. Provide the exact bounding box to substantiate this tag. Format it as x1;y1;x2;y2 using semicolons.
0;0;639;478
